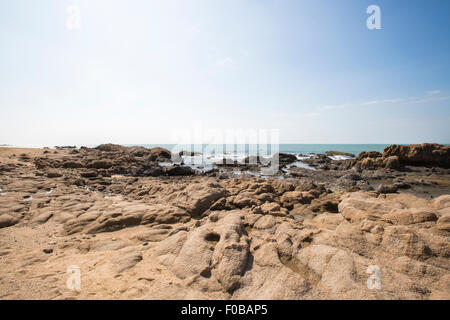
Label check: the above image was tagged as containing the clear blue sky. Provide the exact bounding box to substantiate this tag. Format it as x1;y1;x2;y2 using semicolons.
1;0;449;146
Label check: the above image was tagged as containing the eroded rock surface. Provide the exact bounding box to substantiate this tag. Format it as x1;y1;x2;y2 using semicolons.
0;146;448;300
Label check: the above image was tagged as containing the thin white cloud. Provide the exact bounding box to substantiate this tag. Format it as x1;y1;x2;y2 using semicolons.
407;96;450;104
318;94;449;111
360;98;405;106
427;90;440;95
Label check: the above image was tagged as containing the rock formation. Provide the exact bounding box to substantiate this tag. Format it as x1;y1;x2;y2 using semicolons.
0;145;448;299
353;143;450;170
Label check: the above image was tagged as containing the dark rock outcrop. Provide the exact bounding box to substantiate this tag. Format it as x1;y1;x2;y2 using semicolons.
353;143;450;170
383;143;450;168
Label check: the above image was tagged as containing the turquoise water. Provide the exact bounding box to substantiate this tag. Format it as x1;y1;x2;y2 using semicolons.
129;144;390;157
273;144;388;155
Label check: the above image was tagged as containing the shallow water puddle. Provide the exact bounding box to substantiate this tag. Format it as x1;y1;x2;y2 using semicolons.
284;161;316;171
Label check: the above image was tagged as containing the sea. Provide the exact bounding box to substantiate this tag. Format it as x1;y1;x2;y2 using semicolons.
133;144;389;158
128;144;391;172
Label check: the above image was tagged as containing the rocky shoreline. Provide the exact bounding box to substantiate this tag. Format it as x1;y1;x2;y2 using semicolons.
0;143;449;299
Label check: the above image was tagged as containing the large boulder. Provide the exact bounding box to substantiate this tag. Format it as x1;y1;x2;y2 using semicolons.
376;184;398;194
145;147;173;162
355;157;383;170
353;143;450;169
272;153;298;166
383;156;400;169
383;143;450;168
356;151;382;161
165;165;194;176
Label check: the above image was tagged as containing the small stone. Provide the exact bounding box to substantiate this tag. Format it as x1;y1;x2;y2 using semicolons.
376;184;398;194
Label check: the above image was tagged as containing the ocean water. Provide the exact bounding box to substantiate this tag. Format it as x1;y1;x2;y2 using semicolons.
132;144;390;157
128;144;390;172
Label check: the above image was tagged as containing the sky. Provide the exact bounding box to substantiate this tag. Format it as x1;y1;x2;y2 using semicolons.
0;0;449;146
